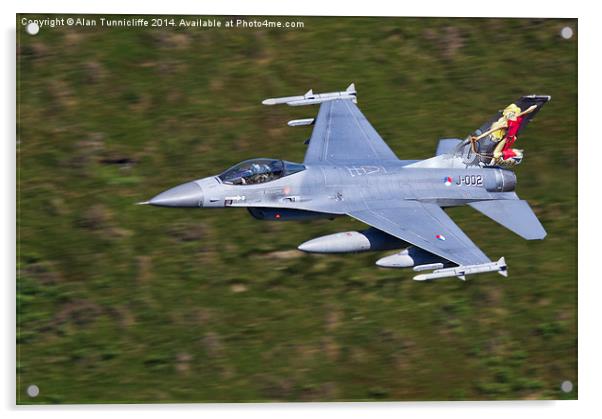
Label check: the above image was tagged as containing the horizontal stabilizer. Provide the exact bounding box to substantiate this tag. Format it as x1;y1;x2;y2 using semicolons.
469;199;546;240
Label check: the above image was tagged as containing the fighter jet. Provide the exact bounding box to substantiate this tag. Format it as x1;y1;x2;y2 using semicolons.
141;84;550;281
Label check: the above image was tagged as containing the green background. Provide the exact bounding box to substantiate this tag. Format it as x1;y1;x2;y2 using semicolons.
17;15;577;403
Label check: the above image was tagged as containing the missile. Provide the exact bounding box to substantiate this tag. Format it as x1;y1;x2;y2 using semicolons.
298;228;406;254
376;247;447;268
262;91;310;106
413;257;508;281
412;263;444;272
262;83;357;107
287;118;315;127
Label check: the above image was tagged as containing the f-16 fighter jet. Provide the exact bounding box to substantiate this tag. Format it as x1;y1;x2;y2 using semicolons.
141;84;550;281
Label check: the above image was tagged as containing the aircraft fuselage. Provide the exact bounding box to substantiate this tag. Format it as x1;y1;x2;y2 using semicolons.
146;160;518;220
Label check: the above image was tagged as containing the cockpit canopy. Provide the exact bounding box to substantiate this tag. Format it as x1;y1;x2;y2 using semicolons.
218;159;306;185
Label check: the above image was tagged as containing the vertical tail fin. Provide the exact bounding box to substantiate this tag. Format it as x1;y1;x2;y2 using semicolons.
473;95;551;139
456;95;551;166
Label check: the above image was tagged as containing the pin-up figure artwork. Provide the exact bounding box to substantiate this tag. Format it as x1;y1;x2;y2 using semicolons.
470;103;537;166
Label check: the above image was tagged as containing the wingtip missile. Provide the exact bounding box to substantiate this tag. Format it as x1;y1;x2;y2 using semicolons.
413;257;507;281
287;118;315;127
497;257;508;277
262;84;358;107
262;97;301;106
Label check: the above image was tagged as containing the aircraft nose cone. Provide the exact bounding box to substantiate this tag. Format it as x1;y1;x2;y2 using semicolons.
147;181;204;208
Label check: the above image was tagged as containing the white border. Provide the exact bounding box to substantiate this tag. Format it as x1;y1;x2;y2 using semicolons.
7;0;583;18
4;1;597;418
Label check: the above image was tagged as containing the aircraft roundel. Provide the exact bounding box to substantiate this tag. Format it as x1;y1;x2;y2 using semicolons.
436;234;446;241
444;176;452;186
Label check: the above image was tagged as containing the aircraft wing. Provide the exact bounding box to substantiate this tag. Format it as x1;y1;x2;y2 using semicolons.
304;99;399;164
348;201;491;266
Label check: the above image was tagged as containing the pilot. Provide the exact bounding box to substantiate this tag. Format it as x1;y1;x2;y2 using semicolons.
244;163;260;184
248;163;270;184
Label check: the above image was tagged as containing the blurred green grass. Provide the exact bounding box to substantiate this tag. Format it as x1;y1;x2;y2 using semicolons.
17;15;577;403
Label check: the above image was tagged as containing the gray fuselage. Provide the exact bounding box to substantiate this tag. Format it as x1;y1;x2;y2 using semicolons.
149;160;518;219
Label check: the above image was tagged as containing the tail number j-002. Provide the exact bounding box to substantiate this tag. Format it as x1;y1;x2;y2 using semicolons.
456;175;483;186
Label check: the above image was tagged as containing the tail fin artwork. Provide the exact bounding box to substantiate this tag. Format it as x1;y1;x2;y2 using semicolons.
408;95;550;170
456;95;551;167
